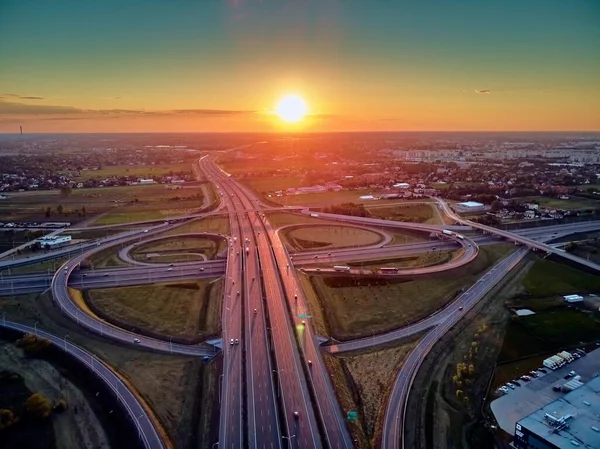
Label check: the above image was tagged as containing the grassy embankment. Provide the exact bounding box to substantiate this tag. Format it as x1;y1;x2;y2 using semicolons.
0;291;220;449
301;243;515;341
131;235;227;263
86;279;222;342
323;336;423;448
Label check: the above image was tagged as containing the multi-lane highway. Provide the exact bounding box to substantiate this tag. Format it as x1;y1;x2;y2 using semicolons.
0;319;165;449
204;158;324;449
203;158;280;449
226;165;354;448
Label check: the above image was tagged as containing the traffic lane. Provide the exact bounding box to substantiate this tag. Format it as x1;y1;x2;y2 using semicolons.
219;204;244;448
243;229;281;448
257;231;321;449
267;224;352;449
381;249;529;449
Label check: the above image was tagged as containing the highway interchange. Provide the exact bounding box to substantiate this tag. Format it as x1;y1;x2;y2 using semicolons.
1;154;600;449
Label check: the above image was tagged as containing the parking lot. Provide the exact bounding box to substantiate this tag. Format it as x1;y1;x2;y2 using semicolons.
490;347;600;435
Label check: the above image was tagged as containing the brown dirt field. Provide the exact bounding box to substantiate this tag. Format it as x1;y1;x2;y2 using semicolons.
0;292;219;449
341;337;421;447
0;341;110;449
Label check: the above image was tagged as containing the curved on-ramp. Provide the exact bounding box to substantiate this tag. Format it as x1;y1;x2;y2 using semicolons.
118;232;227;266
0;319;166;449
50;223;216;357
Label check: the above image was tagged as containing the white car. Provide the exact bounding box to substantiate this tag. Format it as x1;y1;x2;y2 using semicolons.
133;338;141;344
230;339;234;346
167;268;173;271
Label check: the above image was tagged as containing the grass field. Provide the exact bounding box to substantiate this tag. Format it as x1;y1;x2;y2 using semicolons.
6;256;71;275
272;190;386;207
89;245;130;268
267;212;429;245
516;196;600;210
366;203;439;224
283;225;383;250
346;249;459;270
0;183;205;224
131;235;226;262
76;163;192;181
522;258;600;296
321;336;423;448
241;176;307;193
520;309;600;346
160;216;231;237
87;280;222;341
303;243;515;340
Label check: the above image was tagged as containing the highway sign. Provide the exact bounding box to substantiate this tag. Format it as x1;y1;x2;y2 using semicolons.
347;411;358;421
298;314;312;319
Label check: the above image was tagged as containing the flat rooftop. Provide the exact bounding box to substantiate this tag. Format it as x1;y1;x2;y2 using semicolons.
490;347;600;435
519;376;600;448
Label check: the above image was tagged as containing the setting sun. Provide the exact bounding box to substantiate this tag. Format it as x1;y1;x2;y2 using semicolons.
275;94;308;123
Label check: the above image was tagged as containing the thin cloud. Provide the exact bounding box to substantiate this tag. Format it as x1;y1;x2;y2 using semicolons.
475;89;492;94
0;99;256;119
0;93;45;100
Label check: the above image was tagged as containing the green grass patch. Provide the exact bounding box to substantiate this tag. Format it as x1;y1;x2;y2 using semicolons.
304;243;515;340
522;258;600;296
89;245;130;269
520;309;600;346
346;249;458;270
160;216;230;237
131;235;226;261
284;225;382;250
367;203;438;224
87;279;222;341
516;196;600;210
272;190;387;207
76;163;192;181
6;256;71;275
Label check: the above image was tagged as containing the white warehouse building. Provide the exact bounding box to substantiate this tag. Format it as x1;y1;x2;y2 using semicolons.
455;201;486;213
35;235;72;249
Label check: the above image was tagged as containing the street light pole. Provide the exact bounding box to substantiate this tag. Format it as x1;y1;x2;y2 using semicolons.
282;435;296;448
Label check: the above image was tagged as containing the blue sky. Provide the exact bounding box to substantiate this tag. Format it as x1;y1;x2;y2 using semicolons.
0;0;598;132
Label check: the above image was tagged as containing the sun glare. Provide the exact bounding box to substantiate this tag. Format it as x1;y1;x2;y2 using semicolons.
275;94;308;123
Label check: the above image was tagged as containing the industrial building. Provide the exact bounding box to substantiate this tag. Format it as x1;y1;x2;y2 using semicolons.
564;294;584;303
454;201;486;213
490;348;600;440
513;376;600;448
35;235;71;249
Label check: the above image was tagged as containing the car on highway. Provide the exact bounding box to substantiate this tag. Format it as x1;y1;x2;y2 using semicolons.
458;306;464;311
235;339;239;345
314;255;318;259
133;338;141;344
169;263;174;267
103;273;109;277
506;383;516;389
254;309;257;314
199;268;204;271
82;274;87;277
308;360;312;366
167;268;173;271
230;339;234;345
143;229;149;233
293;411;299;419
237;291;240;296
